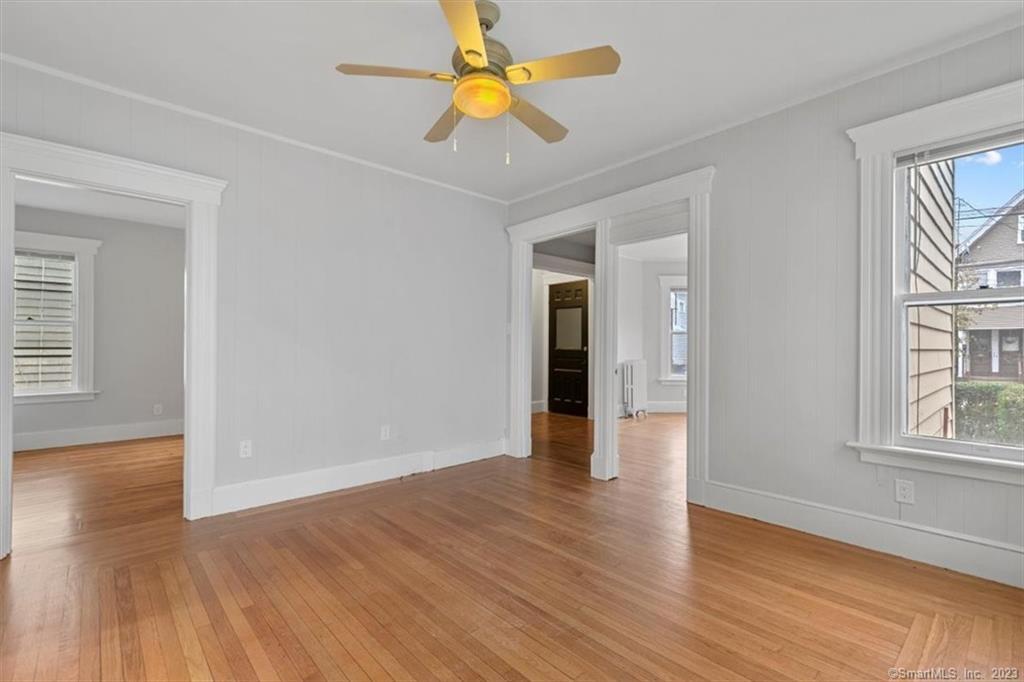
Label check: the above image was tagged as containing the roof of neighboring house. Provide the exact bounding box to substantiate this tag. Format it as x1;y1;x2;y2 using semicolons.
957;188;1024;257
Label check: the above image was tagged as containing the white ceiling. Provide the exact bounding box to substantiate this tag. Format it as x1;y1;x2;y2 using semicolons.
2;1;1019;202
619;234;687;262
16;178;186;229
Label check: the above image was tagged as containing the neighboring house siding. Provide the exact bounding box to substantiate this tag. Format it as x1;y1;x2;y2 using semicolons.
908;159;956;438
960;194;1024;269
958;195;1024;382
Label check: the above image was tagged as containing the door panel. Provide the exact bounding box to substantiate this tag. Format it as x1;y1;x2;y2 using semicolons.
549;280;588;417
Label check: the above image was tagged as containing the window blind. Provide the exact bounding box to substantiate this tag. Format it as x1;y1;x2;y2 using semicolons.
14;250;75;392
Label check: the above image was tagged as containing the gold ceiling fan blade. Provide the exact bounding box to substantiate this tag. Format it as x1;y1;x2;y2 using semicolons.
505;46;620;85
510;97;568;143
438;0;488;69
424;103;465;142
335;64;456;82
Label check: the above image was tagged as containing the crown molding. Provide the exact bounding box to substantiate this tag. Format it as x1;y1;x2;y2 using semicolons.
0;54;507;206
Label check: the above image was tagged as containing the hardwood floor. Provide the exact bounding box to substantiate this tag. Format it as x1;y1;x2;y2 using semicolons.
2;423;1021;681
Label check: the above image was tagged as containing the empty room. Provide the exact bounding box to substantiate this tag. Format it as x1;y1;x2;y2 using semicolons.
1;1;1022;681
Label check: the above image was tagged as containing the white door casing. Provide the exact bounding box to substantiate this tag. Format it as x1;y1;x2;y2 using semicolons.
0;133;227;558
505;167;714;492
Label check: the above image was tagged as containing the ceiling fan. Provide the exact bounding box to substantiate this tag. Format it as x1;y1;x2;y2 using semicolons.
335;0;620;145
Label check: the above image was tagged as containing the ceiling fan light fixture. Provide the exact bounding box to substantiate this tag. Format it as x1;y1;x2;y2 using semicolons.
453;72;511;119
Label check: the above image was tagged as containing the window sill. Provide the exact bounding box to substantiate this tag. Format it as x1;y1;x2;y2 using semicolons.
847;441;1023;486
15;390;100;405
658;375;687;385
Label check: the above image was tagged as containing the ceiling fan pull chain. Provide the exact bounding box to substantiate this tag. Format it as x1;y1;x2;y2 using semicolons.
453;82;458;152
505;110;511;166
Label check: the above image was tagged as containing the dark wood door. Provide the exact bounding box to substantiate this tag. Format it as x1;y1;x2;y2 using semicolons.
548;279;588;417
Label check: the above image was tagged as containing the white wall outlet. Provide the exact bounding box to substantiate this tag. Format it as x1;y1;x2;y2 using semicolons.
239;439;253;459
380;425;391;441
152;403;163;416
895;478;915;505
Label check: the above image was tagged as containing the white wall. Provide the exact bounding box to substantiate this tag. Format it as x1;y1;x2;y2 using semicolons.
642;260;687;408
617;257;644;363
510;27;1024;552
14;206;184;447
1;60;508;494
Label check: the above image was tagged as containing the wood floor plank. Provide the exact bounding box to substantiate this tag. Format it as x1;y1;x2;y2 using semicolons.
2;420;1021;681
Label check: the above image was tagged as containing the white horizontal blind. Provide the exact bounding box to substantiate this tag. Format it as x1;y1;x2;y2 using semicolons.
14;250;75;392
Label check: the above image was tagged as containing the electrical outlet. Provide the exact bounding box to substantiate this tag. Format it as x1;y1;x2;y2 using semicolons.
380;425;391;441
152;403;163;416
895;478;915;505
239;439;252;459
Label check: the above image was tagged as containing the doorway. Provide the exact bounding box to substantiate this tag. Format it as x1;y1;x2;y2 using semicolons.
505;166;714;494
0;133;226;558
11;178;187;553
529;229;596;468
548;279;589;417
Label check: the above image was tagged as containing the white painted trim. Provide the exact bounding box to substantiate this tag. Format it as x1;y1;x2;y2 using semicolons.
14;230;101;400
506;166;713;491
846;81;1024;479
211;438;506;516
14;390;99;405
847;80;1024;158
658;275;687;383
592;219;618;480
14;231;101;255
532;252;595;278
507;170;712;244
849;442;1022;486
702;479;1023;588
0;132;226;559
0;54;504;206
14;418;183;451
531;400;547;413
648;401;686;413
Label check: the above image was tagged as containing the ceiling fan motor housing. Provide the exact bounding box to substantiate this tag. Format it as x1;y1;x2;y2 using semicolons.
451;0;512;79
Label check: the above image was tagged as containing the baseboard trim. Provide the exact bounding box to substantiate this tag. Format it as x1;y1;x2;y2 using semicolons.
531;400;547;413
211;437;507;516
702;479;1023;587
649;400;687;413
14;419;184;451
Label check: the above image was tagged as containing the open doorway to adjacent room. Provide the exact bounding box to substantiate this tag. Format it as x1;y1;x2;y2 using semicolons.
10;177;186;554
616;234;688;487
530;229;596;470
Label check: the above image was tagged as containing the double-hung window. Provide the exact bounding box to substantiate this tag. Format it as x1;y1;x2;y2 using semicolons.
658;275;687;382
847;80;1024;484
12;232;100;404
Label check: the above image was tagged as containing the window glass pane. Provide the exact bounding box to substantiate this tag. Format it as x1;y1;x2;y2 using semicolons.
996;269;1023;288
670;289;687;332
14;323;74;391
904;142;1024;294
555;307;583;350
906;301;1023;448
671;332;687;375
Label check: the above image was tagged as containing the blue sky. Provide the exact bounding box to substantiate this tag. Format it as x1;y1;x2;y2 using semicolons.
954;142;1024;241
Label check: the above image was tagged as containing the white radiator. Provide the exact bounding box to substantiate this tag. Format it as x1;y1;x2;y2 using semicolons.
622;359;648;417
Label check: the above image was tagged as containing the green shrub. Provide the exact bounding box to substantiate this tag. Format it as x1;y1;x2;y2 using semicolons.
956;380;1024;447
996;383;1024;446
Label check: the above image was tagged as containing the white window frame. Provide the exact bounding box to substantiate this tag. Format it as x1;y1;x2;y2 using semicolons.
658;275;687;384
13;231;101;404
845;79;1024;486
1018;214;1023;244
